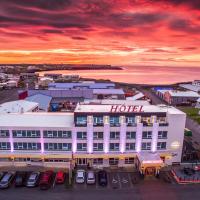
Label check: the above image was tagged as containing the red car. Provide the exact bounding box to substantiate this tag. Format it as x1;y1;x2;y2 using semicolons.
55;171;65;184
39;171;53;190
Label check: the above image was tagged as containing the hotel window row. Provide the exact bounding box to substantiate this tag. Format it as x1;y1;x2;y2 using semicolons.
75;116;168;126
44;143;71;151
0;141;167;151
0;129;167;140
43;130;71;138
14;142;41;150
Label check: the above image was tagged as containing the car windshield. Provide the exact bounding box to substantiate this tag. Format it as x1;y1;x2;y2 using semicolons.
0;181;7;184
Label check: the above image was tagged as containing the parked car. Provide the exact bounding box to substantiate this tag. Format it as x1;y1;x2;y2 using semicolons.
98;170;107;186
0;172;5;181
15;172;27;187
26;172;40;187
76;170;85;184
0;172;15;189
55;171;65;184
39;171;54;190
87;171;95;184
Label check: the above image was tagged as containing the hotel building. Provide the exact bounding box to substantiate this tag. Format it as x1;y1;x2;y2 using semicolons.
0;103;186;175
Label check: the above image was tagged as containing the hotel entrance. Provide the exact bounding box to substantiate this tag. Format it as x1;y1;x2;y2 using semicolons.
136;153;164;176
145;167;156;176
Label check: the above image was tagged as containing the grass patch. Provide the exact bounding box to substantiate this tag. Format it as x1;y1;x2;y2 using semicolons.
178;107;200;124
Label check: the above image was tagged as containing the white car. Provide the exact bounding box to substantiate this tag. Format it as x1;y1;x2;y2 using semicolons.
87;171;95;184
76;170;85;184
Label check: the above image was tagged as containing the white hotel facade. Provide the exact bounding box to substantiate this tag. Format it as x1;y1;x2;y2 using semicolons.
0;103;186;175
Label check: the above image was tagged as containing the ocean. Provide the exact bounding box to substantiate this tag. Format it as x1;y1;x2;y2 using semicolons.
38;65;200;85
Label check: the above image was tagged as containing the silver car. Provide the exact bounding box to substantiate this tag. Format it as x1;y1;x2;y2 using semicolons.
26;172;40;187
0;172;15;189
87;171;95;184
75;170;85;184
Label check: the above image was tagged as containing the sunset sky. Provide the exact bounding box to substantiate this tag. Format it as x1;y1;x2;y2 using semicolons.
0;0;200;66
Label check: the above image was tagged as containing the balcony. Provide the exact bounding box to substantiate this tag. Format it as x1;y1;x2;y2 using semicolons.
110;123;120;127
159;122;169;127
93;123;104;127
126;122;137;127
142;121;153;127
75;122;87;127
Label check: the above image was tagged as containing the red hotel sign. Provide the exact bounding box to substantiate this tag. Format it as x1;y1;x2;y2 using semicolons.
110;105;144;113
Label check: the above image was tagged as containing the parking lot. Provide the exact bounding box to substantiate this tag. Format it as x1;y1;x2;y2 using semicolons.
73;171;136;190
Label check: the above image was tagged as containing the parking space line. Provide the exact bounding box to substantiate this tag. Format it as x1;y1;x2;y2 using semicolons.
117;173;122;189
128;173;133;188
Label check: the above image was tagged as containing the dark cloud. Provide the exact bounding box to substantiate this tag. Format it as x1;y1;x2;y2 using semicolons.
106;12;167;28
162;0;200;10
71;36;87;40
169;19;200;34
179;47;198;51
146;48;176;53
0;0;72;11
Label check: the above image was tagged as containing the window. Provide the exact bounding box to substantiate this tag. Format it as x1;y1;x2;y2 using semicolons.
110;132;120;139
43;130;71;138
93;158;103;165
126;132;136;139
93;143;103;151
44;143;72;151
109;158;119;165
13;143;41;150
126;143;135;150
158;131;167;139
157;142;166;150
141;142;151;150
77;143;87;151
77;132;87;139
110;116;120;126
110;143;119;151
142;131;152;139
125;157;134;164
93;132;103;139
0;142;10;150
12;130;40;138
126;117;135;125
93;116;103;125
76;116;87;125
0;130;9;138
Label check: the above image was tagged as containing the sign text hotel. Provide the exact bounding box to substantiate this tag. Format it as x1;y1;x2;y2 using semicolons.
110;105;144;113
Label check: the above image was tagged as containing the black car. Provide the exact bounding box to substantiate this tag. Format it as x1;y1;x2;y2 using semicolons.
98;170;107;186
15;172;27;187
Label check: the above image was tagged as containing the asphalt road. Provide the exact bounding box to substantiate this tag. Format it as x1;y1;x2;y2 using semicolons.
0;179;199;200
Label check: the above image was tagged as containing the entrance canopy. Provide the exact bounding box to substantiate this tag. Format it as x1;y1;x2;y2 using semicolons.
137;153;163;165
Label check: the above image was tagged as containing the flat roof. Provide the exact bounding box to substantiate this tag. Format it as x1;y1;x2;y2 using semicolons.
179;84;200;92
26;94;52;111
92;89;124;95
48;82;115;89
83;99;150;106
75;103;184;114
0;100;38;114
0;112;74;128
168;90;200;97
